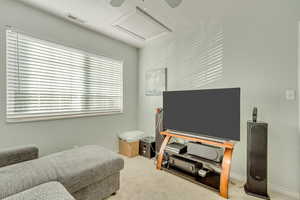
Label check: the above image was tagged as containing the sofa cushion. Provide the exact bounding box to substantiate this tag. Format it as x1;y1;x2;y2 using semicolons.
49;145;124;192
3;182;75;200
0;145;124;199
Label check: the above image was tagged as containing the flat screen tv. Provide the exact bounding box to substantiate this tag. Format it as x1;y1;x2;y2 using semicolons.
163;88;240;141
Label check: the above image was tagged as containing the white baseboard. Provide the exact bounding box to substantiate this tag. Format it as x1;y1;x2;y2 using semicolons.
269;184;300;200
230;172;300;200
230;172;245;182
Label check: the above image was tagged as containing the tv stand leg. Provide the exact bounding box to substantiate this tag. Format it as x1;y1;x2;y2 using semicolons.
220;147;233;199
156;135;171;170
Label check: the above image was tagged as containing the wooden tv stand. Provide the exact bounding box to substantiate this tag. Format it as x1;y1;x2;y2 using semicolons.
156;131;235;199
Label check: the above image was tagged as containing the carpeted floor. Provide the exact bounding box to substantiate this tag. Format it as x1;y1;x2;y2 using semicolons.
110;156;294;200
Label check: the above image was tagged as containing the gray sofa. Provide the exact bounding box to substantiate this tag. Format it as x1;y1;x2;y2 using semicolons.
3;182;76;200
0;145;124;200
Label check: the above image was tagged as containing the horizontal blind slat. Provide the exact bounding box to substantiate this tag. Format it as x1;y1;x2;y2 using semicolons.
7;34;122;65
7;69;121;84
7;109;122;119
7;76;122;89
7;44;122;69
7;62;121;80
7;110;122;121
7;53;122;75
7;107;122;114
8;102;122;107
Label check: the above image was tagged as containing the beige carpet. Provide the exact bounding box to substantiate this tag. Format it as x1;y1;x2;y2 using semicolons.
110;156;294;200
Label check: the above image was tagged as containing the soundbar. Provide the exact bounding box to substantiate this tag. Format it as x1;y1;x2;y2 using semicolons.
187;142;223;162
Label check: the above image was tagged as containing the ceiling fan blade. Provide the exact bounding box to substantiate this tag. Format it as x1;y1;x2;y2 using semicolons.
164;0;183;8
110;0;126;7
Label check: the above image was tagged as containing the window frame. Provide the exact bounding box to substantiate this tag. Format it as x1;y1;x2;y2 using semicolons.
5;29;124;123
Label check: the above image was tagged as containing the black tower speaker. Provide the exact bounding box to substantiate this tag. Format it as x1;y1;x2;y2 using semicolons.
244;109;270;199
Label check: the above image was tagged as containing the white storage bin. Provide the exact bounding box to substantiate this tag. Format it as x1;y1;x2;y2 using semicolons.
118;130;145;142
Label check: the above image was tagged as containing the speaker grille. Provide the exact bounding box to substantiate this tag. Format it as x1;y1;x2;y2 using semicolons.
249;125;267;181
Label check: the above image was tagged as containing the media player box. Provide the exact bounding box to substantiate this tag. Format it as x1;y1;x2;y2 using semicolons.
139;136;155;159
168;155;201;176
165;142;187;155
187;142;223;162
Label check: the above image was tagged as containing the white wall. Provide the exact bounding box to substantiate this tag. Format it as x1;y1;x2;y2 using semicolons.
138;0;300;198
0;0;138;155
298;22;300;199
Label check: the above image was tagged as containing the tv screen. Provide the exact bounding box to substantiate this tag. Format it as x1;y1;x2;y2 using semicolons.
163;88;240;141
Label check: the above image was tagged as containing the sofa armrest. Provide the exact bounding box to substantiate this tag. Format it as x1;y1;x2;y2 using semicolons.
0;145;39;168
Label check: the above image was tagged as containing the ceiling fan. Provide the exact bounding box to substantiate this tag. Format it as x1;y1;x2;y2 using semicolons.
110;0;183;8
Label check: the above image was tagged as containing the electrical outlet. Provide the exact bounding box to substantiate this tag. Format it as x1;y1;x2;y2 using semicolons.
285;89;296;100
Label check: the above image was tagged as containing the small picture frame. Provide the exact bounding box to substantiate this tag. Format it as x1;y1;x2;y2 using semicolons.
145;68;167;96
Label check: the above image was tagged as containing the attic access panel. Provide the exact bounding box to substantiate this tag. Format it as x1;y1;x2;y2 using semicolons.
113;7;172;41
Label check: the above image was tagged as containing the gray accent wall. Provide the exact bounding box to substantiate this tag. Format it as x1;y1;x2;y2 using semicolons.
138;1;300;198
0;0;138;155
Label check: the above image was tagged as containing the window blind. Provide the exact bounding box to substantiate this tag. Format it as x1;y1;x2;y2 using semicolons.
6;30;123;122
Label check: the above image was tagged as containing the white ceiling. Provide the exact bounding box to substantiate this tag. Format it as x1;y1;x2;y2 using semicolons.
17;0;193;48
16;0;286;48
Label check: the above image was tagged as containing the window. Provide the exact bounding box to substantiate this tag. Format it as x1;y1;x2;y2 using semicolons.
6;30;123;122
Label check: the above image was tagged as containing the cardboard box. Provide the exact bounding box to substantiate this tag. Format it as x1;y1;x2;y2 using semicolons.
119;139;139;157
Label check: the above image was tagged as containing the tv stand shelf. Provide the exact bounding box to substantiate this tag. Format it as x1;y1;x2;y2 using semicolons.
156;131;235;199
162;166;220;191
173;152;222;169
